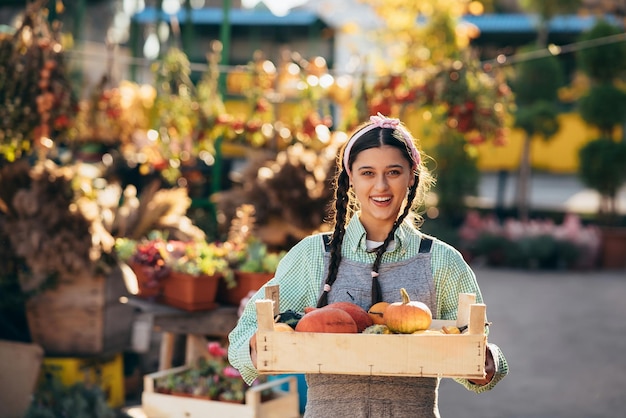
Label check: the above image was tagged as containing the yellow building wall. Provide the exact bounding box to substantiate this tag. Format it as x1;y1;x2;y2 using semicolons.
474;113;603;173
403;110;605;174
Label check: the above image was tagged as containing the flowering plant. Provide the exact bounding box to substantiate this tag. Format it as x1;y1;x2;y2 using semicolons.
458;211;602;270
115;232;236;288
164;240;235;287
154;341;268;403
115;234;170;291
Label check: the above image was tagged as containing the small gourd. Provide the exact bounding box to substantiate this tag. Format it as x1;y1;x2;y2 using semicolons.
385;288;432;334
362;324;392;334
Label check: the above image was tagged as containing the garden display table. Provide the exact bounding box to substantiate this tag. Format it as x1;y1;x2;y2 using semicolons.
121;297;239;370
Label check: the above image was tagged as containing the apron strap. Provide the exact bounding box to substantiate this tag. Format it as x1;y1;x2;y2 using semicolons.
418;237;433;253
322;233;332;253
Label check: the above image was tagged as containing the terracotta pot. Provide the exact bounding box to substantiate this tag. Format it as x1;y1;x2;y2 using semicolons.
162;271;221;311
600;227;626;270
128;261;163;299
217;271;274;306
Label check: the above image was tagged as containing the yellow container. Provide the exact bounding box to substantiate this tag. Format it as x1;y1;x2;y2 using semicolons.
40;353;125;408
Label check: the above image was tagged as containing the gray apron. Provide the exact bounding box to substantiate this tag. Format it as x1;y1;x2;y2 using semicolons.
304;236;440;418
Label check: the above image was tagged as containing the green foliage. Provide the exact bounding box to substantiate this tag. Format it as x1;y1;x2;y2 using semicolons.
431;133;480;225
519;0;582;19
578;137;626;201
578;84;626;137
470;231;582;269
577;20;626;82
236;239;286;274
514;101;560;138
168;240;231;278
25;375;115;418
574;19;626;222
511;47;564;106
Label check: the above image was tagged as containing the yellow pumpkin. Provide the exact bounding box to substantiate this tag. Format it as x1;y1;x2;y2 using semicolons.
385;288;432;334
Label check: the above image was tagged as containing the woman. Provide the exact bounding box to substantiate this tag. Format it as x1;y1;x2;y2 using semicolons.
228;113;508;417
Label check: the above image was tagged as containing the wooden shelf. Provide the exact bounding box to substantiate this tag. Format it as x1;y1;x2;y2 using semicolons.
121;297;240;370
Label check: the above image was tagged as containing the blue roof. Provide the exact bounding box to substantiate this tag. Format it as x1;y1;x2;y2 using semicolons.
461;13;623;34
132;8;623;34
132;7;321;26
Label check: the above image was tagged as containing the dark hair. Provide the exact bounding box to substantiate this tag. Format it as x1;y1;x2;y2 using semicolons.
316;123;431;308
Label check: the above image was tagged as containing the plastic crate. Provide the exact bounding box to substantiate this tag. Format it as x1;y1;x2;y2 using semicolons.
40;352;125;407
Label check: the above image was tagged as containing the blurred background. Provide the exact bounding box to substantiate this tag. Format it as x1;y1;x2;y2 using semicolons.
1;1;625;417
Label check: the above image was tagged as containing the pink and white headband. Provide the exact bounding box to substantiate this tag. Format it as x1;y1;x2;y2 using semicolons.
343;113;421;174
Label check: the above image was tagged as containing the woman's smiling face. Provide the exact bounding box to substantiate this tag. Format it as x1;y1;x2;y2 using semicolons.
350;145;414;239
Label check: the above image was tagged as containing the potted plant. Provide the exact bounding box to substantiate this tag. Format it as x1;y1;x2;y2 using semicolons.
219;237;286;306
160;240;234;311
575;19;626;268
216;205;286;306
115;234;171;299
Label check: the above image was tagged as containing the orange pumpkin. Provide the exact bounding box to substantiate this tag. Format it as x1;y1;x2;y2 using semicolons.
385;288;432;334
325;301;373;332
295;307;358;333
368;301;390;325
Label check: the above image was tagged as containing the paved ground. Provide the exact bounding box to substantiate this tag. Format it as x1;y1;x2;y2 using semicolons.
438;267;626;418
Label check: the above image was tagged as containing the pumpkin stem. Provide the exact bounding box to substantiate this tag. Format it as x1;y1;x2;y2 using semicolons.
400;287;410;304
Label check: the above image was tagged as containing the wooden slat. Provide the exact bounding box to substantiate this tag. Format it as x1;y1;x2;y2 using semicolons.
255;331;486;379
468;303;487;335
456;293;476;328
152;306;239;337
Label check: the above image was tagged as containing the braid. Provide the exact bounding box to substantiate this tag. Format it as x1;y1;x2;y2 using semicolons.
319;115;429;308
370;174;420;305
317;171;350;308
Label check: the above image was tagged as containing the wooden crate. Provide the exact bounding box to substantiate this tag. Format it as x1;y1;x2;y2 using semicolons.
25;263;135;356
142;368;300;418
0;340;44;418
255;292;487;380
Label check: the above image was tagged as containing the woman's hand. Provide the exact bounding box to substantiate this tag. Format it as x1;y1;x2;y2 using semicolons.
467;346;495;386
250;332;258;368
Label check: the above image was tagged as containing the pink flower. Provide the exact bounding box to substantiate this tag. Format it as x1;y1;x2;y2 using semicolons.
223;366;241;378
207;342;227;358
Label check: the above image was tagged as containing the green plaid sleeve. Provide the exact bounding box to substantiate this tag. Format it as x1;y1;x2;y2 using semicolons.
228;234;326;384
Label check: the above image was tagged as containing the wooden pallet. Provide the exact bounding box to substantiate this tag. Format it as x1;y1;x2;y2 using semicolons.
255;289;487;379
